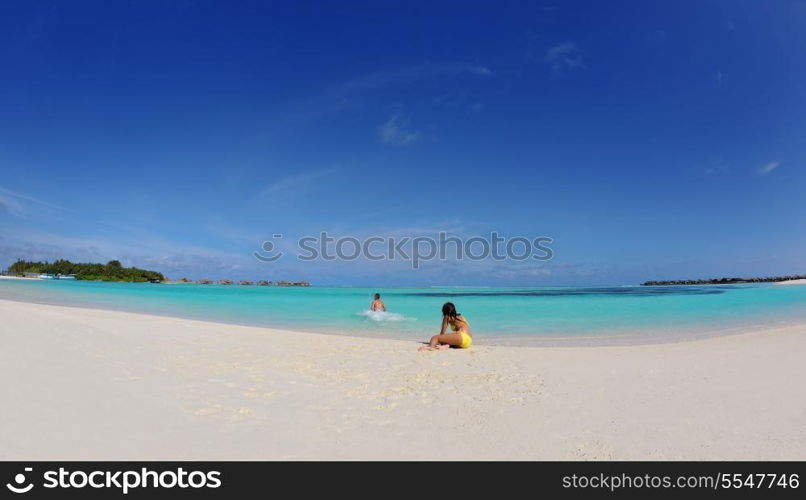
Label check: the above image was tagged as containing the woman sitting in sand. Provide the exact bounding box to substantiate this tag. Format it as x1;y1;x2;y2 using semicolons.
418;302;473;351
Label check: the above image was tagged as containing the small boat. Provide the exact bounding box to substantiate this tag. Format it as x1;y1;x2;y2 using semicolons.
38;273;77;280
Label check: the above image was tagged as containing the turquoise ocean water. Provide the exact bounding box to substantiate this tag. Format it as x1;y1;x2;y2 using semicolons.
1;279;804;345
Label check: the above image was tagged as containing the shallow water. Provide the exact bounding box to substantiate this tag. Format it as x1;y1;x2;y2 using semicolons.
2;278;804;344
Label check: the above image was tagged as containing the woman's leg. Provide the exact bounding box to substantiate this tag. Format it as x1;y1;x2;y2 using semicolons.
418;333;464;351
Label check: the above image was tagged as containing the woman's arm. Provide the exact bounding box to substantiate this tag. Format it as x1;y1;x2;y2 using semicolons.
439;316;448;335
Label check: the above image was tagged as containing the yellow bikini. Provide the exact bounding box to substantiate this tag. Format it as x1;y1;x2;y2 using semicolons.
450;316;473;349
458;332;473;349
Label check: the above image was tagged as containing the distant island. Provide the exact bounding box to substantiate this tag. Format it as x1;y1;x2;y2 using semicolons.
4;259;312;286
173;278;311;286
8;259;166;282
643;275;806;286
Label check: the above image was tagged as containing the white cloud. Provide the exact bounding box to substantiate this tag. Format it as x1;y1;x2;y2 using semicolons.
259;167;339;198
378;114;421;145
545;42;585;72
0;227;256;281
433;92;466;107
0;191;26;217
433;92;484;113
758;161;780;175
285;62;492;123
465;65;492;76
704;157;731;175
0;186;69;218
342;62;492;94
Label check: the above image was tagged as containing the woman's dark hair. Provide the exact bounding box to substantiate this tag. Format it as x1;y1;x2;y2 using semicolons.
442;302;460;319
374;293;381;299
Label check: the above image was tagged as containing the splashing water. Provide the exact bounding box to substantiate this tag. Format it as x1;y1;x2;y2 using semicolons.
357;309;414;322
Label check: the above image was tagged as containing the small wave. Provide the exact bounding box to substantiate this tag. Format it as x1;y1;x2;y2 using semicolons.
357;310;414;322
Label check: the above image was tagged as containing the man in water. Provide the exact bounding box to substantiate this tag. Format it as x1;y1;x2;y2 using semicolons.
370;293;387;312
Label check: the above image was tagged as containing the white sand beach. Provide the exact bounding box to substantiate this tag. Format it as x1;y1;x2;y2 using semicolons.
776;278;806;286
1;298;804;460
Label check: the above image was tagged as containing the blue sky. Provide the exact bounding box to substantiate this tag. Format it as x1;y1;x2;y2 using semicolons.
1;0;804;285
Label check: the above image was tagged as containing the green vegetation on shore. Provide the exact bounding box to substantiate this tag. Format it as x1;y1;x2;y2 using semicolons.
643;275;805;286
8;259;165;282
